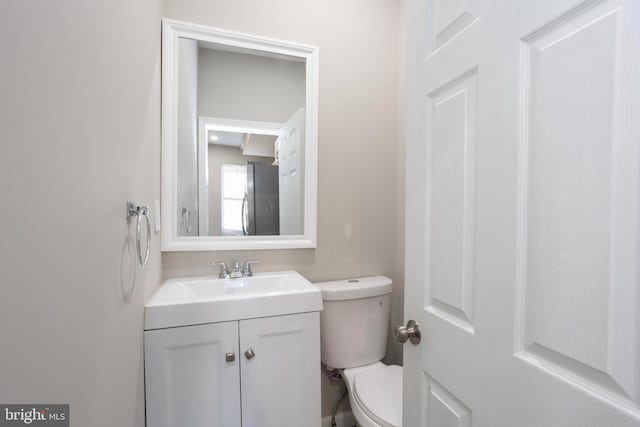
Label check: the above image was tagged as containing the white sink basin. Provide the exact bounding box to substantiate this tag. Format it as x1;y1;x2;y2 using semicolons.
144;271;323;330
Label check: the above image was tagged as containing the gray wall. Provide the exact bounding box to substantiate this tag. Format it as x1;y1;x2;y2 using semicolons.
177;37;199;236
0;1;162;426
198;48;305;123
163;0;405;418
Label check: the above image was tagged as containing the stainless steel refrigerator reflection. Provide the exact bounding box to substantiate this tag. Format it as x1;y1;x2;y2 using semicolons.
242;162;280;235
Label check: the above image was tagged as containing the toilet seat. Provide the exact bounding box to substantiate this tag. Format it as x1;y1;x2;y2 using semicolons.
343;362;402;427
354;364;402;427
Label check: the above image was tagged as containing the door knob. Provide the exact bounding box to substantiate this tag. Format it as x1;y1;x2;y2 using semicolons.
225;352;236;362
244;348;256;360
394;320;421;345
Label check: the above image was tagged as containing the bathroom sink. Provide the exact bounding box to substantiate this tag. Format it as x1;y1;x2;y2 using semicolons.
144;271;322;330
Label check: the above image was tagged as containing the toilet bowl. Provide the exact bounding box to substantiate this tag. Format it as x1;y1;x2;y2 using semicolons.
315;276;402;427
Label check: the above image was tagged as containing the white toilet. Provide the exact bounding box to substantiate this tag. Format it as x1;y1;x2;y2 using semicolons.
315;276;402;427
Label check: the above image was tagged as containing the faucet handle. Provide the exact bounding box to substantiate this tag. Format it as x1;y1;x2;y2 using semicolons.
210;261;230;278
242;259;260;277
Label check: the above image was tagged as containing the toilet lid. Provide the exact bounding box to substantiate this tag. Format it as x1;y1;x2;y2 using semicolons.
353;364;402;427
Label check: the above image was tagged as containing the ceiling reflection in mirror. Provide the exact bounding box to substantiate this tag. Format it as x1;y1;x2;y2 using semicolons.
176;37;306;237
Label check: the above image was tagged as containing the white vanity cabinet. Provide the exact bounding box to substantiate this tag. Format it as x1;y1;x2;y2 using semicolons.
144;312;321;427
239;313;320;426
144;321;241;427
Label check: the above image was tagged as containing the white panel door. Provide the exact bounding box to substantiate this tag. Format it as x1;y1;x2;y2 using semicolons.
278;108;305;235
239;313;321;427
404;0;640;425
144;322;241;427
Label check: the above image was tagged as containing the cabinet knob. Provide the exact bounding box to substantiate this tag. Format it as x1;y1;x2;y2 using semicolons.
244;348;256;360
225;352;235;362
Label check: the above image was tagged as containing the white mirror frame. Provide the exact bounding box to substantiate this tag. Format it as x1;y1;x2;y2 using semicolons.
161;18;319;251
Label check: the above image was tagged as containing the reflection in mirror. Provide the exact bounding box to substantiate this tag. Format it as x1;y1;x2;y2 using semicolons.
161;19;318;251
196;114;304;237
207;130;279;237
176;38;305;237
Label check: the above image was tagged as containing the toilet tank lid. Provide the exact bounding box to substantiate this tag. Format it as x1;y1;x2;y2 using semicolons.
314;276;392;301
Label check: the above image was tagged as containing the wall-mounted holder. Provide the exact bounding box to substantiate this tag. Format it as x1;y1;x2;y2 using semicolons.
128;202;151;266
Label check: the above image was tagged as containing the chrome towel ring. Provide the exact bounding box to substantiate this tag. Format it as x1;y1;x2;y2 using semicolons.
127;202;151;266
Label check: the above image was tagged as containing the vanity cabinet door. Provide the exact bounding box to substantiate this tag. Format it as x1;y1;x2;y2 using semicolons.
239;312;321;427
144;322;241;427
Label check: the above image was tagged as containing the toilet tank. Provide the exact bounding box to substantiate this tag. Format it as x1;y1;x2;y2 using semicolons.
315;276;392;369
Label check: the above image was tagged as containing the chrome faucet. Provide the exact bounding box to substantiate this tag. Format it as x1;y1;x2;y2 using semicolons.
242;259;259;277
210;261;230;279
210;259;260;279
230;261;243;279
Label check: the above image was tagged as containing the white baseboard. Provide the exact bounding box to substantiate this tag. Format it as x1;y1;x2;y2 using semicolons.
321;411;357;427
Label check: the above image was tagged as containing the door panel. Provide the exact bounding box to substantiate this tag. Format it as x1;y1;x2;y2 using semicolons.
515;0;640;409
424;376;472;427
278;108;305;235
426;0;478;56
404;0;640;425
426;68;478;333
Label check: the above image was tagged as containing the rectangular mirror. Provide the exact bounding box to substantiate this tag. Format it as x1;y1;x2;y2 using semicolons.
161;19;318;251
